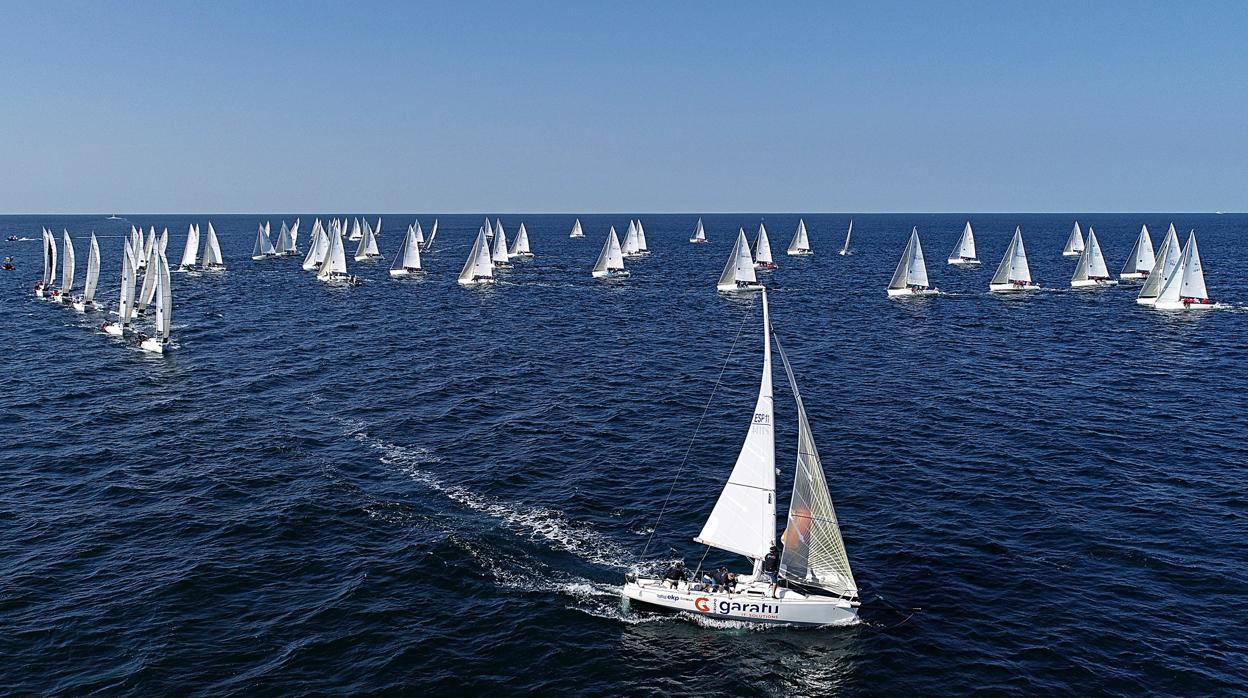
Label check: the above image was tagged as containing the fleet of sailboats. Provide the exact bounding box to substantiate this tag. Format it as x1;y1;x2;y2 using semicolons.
786;219;813;256
1070;227;1118;288
887;228;938;297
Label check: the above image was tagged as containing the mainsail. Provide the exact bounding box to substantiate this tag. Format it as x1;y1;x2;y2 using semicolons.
119;240;136;325
61;231;76;294
84;233;100;302
155;251;171;340
423;220;438;250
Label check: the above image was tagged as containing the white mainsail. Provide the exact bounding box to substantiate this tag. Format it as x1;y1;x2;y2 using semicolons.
717;229;759;291
458;229;494;284
695;290;775;561
119;240;136;325
689;218;706;243
509;223;532;257
622;220;641;256
1154;232;1209;306
592;227;627;278
839;221;853;255
138;240;159;308
423;220;438;250
391;224;423;272
274;221;293;254
1063;222;1085;256
991;227;1032;285
753;223;774;266
787;219;811;255
288;219;300;252
636;219;649;253
1138;224;1182;302
1120;225;1155;277
1072;227;1110;283
47;229;58;286
888;227;929;290
202;222;225;268
179;224;200;269
491;223;510;265
570;218;584;238
159;227;168;255
317;228;349;280
948;221;976;263
155;251;171;340
61;231;76;295
83;233;100;303
494;218;503;241
355;219;380;259
412;221;425;245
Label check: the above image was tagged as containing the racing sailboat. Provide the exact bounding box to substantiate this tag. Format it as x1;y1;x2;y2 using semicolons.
1119;224;1155;281
947;222;978;265
1070;227;1118;288
717;229;764;292
591;226;629;279
989;227;1039;292
787;219;813;256
887;227;938;297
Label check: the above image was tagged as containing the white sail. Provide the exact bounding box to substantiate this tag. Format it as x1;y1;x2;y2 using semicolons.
622;220;641;255
202;222;224;268
787;219;811;255
1063;222;1085;256
690;218;706;242
274;221;293;254
423;220;438;250
839;220;853;255
773;331;857;598
753;223;774;265
509;223;531;256
636;219;649;252
40;229;52;286
289;219;300;252
391;224;423;271
253;223;277;257
491;223;510;264
1086;228;1109;278
159;227;168;255
47;229;58;286
888;227;928;289
494;218;503;241
317;228;349;279
143;226;157;266
155;251;172;340
1138;224;1183;301
484;217;494;239
948;221;976;262
570;218;584;238
718;229;758;290
84;233;100;302
695;291;775;561
413;221;425;245
1121;225;1155;276
61;231;76;294
592;227;626;277
991;227;1031;285
138;240;159;308
303;220;328;270
179;224;200;268
355;219;380;259
349;218;362;241
1155;232;1208;304
458;229;494;284
119;240;136;325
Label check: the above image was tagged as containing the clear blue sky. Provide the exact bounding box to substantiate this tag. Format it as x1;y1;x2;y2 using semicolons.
1;1;1244;213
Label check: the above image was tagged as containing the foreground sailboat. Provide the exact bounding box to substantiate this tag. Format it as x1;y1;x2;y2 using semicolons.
1119;224;1155;281
888;228;938;297
1136;224;1183;305
689;218;708;244
787;219;812;256
1062;222;1085;257
72;233;101;312
623;290;859;627
838;221;853;256
1152;231;1215;310
201;222;226;271
591;226;629;279
389;223;424;277
753;223;776;270
317;226;358;285
947;222;978;265
718;229;764;292
458;229;495;286
989;227;1039;292
177;224;200;272
137;252;172;354
1070;227;1118;288
509;223;533;258
569;218;585;239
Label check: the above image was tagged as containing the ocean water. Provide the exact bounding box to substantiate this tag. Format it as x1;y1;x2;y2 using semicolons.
2;213;1245;695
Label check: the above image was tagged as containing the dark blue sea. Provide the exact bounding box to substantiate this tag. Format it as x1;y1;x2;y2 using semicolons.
2;213;1245;695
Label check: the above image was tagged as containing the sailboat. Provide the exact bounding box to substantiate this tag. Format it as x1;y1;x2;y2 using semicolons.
458;229;496;286
138;252;172;353
1062;222;1085;257
252;222;278;259
302;219;328;270
635;219;651;255
101;240;136;336
717;229;764;292
274;221;294;255
787;219;813;256
623;290;859;627
389;223;424;277
753;223;776;270
989;227;1039;292
348;218;363;241
1137;224;1182;306
689;218;708;244
570;218;585;239
201;222;226;271
36;228;57;298
591;226;629;279
887;228;938;297
509;223;533;259
135;236;160;315
56;231;76;304
72;233;101;312
1152;231;1215;310
177;224;200;272
354;219;382;260
838;221;853;256
491;223;511;268
287;219;300;254
1070;227;1118;288
423;220;438;251
412;221;425;247
141;226;157;270
317;226;357;285
621;220;643;258
947;222;979;265
484;217;495;240
1119;224;1155;281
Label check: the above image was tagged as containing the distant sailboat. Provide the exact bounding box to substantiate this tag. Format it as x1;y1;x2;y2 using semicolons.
635;219;650;255
786;219;813;256
1136;224;1182;306
570;218;585;239
689;218;707;244
273;221;294;256
412;221;425;246
838;220;853;256
887;227;938;297
287;219;300;254
252;222;278;259
989;227;1039;292
73;233;101;312
349;218;363;241
102;240;136;336
947;222;978;265
354;219;382;261
484;217;495;240
317;226;356;285
717;228;764;292
458;229;495;286
491;223;511;267
389;223;424;277
1119;224;1155;281
1062;222;1085;257
1152;231;1215;310
201;222;225;271
40;228;58;298
622;220;643;258
177;224;199;272
753;223;776;270
303;219;329;271
591;226;629;279
138;252;172;353
57;231;75;304
494;218;504;241
423;219;438;251
509;223;533;258
1070;227;1118;288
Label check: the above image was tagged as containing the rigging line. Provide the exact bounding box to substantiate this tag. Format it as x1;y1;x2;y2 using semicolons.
641;303;756;559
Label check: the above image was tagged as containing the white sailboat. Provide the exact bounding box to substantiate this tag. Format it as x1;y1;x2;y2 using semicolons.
989;227;1039;292
349;218;363;241
458;229;495;286
412;221;425;246
37;228;57;298
1070;227;1118;288
717;229;764;292
274;221;294;255
389;223;424;277
484;217;495;240
201;222;225;271
509;223;533;258
1119;224;1155;281
73;233;101;312
947;221;979;265
1152;231;1215;310
838;221;853;256
57;231;76;304
491;223;511;268
689;217;708;244
787;219;813;256
623;290;859;627
177;224;200;271
1137;224;1183;306
136;238;159;314
753;223;776;270
138;252;172;353
303;219;329;271
635;219;651;255
317;226;357;285
887;227;938;297
252;222;278;259
622;220;643;258
102;240;136;336
354;219;382;260
287;219;300;254
494;218;503;242
591;226;629;279
570;218;585;239
1062;222;1085;257
140;226;157;270
423;219;438;251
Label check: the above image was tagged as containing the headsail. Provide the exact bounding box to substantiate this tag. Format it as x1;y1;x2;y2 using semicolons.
1063;222;1085;255
84;233;100;302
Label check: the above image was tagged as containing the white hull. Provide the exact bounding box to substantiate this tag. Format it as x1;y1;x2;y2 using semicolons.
688;238;707;244
887;287;939;297
591;270;630;279
1153;298;1217;311
1136;296;1158;306
34;288;45;298
623;577;858;628
354;254;381;262
718;282;765;293
623;252;650;259
389;268;422;277
989;282;1040;293
787;250;813;256
838;250;849;256
512;252;534;259
1071;278;1118;288
139;337;168;354
203;265;226;273
1119;272;1148;281
72;300;98;313
947;257;980;266
457;277;496;286
1062;251;1082;258
102;322;125;336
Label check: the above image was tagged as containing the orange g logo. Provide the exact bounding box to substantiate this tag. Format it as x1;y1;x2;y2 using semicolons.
694;597;710;612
